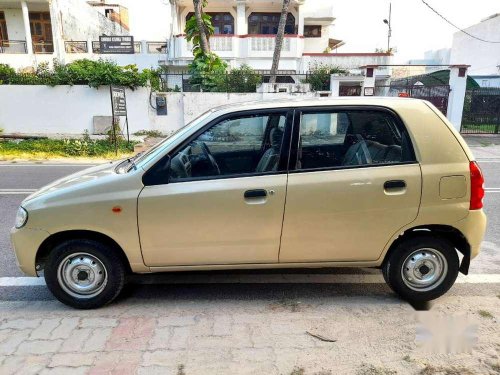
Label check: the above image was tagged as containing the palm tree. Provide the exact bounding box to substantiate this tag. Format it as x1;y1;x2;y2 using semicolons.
269;0;291;84
193;0;211;55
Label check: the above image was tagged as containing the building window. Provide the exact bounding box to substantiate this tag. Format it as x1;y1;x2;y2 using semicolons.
248;13;296;35
29;12;53;53
186;12;234;34
0;11;9;41
304;25;321;38
105;9;115;19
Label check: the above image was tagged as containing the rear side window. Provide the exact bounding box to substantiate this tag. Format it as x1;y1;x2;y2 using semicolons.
296;109;415;170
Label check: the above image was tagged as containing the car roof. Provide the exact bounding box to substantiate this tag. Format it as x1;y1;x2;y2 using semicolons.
209;96;424;114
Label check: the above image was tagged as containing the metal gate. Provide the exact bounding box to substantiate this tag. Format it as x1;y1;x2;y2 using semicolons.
375;85;451;115
461;88;500;134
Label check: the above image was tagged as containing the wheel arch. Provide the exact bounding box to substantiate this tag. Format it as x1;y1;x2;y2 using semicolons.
383;224;471;275
35;230;132;274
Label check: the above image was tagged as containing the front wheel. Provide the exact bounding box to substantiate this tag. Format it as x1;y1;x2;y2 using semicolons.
382;236;459;302
44;239;126;309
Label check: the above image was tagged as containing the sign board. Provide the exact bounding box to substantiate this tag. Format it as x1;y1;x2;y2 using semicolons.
110;86;127;116
99;36;134;54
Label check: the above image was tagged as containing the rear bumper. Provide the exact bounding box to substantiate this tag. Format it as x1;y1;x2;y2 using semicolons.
10;227;51;277
455;209;487;260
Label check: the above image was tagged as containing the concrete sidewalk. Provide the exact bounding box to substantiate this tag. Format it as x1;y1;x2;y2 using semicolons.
0;287;499;375
463;135;500;160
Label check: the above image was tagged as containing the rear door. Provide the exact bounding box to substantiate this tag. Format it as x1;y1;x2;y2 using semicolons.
279;107;422;263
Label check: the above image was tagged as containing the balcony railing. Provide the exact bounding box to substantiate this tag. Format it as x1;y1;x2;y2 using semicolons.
250;37;290;52
65;41;88;53
33;41;54;54
147;42;168;54
0;40;27;54
210;36;233;52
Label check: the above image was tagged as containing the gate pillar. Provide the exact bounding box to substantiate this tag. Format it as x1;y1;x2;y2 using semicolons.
362;66;376;96
447;65;469;131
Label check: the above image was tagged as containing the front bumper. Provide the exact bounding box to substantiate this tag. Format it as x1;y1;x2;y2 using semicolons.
10;227;51;276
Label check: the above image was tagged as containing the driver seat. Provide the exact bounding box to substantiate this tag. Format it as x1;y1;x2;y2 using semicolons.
255;128;283;172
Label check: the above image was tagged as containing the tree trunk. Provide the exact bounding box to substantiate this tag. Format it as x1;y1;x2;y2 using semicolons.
193;0;210;55
269;0;291;84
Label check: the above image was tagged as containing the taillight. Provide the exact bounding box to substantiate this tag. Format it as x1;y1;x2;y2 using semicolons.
470;161;484;210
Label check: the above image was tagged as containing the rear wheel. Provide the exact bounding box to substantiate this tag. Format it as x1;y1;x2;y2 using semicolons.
383;236;459;302
44;239;126;309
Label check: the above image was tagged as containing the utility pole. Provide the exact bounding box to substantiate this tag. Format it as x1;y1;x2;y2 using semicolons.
383;2;392;52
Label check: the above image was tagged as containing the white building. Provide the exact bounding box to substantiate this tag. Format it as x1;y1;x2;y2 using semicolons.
450;13;500;76
0;0;391;74
166;0;391;73
0;0;169;70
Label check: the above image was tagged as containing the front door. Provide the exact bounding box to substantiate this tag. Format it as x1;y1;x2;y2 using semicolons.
138;110;291;267
279;107;422;263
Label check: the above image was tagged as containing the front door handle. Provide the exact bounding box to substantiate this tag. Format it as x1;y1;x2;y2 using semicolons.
384;180;406;190
244;189;267;199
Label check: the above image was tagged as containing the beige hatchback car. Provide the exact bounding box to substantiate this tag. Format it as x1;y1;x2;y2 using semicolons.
11;98;486;309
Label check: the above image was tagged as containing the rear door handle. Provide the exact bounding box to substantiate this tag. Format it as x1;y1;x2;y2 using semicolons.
244;189;267;199
384;180;406;189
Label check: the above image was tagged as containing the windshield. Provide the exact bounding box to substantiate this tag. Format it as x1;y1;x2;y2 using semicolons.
116;109;215;173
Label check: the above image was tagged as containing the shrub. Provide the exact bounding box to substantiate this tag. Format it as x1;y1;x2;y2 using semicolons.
0;59;153;89
0;63;16;84
303;63;348;91
226;65;263;93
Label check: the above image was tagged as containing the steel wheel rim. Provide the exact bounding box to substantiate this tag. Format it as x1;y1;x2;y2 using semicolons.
57;252;108;299
401;248;448;292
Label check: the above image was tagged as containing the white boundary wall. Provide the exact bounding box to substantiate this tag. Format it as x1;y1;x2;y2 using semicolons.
0;86;314;135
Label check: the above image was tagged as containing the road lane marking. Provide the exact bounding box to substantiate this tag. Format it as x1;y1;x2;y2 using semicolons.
0;164;97;167
0;189;37;195
1;274;500;287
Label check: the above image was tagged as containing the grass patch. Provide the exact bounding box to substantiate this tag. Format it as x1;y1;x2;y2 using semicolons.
478;309;494;319
0;138;136;160
290;367;305;375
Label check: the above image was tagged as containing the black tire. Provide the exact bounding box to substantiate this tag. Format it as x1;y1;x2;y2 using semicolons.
382;235;459;303
44;239;126;309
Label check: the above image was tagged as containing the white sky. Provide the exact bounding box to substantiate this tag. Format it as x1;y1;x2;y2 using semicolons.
332;0;499;63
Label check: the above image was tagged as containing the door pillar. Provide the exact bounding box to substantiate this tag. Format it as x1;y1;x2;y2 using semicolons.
21;1;33;55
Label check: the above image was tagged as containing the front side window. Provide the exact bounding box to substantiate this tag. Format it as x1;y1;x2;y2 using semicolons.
296;110;414;170
169;113;287;182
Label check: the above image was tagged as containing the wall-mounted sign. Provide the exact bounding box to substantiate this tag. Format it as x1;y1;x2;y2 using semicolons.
364;87;374;96
99;36;134;54
110;86;127;116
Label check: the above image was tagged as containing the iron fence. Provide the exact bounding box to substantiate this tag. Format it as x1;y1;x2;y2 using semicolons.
65;41;88;53
0;40;27;54
375;85;450;115
158;71;328;93
461;87;500;134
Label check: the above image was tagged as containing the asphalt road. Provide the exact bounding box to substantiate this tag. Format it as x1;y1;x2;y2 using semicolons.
0;158;499;303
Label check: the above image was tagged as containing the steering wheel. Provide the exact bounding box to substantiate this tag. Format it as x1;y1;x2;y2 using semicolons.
197;141;221;175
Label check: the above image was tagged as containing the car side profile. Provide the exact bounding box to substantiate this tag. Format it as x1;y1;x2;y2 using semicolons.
11;97;486;309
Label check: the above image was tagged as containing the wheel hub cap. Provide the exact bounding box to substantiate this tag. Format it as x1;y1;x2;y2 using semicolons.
57;253;107;299
401;248;448;292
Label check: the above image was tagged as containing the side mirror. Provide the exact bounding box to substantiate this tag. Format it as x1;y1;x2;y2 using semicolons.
142;154;171;186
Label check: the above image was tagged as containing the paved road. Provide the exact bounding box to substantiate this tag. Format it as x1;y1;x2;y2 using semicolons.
0;155;499;299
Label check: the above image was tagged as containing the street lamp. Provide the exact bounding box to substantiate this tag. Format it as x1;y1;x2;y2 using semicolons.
383;2;392;52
